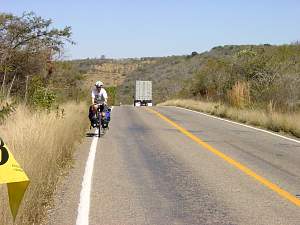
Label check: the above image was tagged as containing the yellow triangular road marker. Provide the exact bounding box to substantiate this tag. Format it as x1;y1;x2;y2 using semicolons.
0;137;29;220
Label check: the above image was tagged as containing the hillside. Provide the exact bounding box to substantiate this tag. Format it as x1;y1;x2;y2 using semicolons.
73;59;156;90
117;55;204;104
79;44;300;110
116;45;281;104
77;55;207;104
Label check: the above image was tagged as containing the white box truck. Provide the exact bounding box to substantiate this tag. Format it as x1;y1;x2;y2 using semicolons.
134;80;152;106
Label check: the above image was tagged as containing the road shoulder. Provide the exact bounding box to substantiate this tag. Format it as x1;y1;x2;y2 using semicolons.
42;133;95;225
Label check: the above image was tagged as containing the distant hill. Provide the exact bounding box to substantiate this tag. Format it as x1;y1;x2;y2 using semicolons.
117;45;270;104
73;54;208;104
74;44;300;108
71;58;156;90
117;55;204;104
85;59;156;89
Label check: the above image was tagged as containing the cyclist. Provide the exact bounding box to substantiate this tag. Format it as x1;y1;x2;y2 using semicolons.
89;81;108;127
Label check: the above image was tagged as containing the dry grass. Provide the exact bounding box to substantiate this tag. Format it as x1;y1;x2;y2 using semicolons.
159;99;300;138
0;102;89;225
227;81;251;108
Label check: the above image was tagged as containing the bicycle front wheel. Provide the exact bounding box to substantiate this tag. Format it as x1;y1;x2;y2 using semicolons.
98;113;101;138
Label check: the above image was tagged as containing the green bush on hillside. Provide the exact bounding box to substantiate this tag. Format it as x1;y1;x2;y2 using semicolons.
191;45;300;111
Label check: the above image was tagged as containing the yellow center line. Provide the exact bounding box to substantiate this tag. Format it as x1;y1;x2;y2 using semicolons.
146;108;300;207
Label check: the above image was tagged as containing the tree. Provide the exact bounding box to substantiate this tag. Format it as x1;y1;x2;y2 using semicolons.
0;12;73;99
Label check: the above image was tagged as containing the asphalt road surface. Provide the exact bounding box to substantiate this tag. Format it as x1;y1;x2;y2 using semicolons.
47;106;300;225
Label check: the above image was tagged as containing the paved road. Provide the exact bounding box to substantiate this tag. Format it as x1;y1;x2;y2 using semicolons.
47;106;300;225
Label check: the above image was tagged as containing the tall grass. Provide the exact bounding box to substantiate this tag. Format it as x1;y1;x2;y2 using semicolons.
227;81;251;108
159;99;300;138
0;102;88;225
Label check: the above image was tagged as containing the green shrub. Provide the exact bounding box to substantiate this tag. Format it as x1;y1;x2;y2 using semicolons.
31;87;56;110
0;103;15;123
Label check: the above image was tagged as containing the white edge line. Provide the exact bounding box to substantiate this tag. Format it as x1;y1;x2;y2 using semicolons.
168;106;300;144
75;129;98;225
76;106;114;225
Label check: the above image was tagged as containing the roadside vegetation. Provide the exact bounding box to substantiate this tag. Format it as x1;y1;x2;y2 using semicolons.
182;45;300;111
0;12;89;224
0;103;88;225
159;99;300;138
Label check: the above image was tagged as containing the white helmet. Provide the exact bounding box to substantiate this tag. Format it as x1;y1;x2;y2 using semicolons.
95;81;103;88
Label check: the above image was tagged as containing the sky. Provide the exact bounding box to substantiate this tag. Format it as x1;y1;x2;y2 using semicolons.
1;0;300;59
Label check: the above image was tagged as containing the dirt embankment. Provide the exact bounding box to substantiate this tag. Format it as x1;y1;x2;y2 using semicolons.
83;60;155;90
